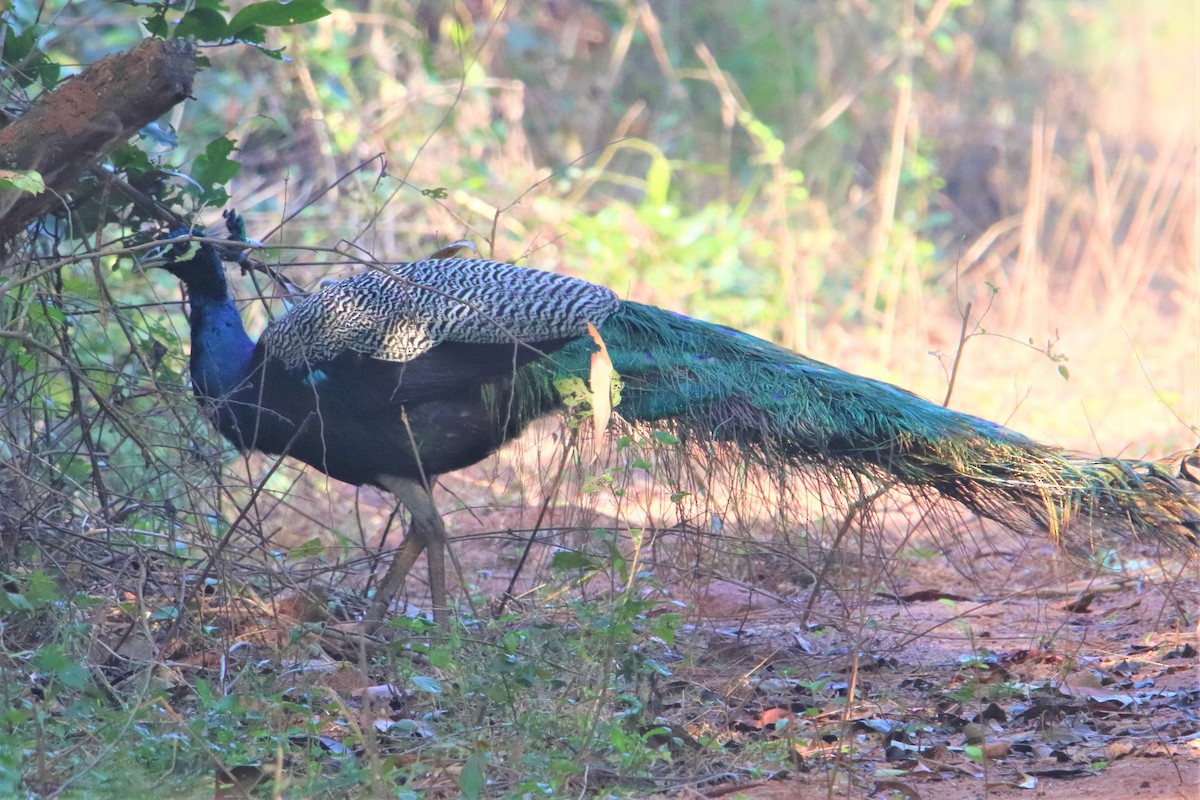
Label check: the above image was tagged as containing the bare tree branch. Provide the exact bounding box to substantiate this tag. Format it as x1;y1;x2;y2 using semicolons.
0;37;198;244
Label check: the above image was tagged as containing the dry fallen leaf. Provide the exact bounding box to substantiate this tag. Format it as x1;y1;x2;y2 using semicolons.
587;322;613;456
980;740;1011;761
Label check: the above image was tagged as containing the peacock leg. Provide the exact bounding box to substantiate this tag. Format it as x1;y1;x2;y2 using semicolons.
366;475;449;628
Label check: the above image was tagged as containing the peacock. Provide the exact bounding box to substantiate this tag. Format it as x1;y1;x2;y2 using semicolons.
141;229;1198;627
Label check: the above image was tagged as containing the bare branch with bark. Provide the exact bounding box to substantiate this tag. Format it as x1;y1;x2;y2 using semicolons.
0;36;198;244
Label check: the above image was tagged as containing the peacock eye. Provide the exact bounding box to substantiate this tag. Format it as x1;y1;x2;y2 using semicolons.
154;239;200;263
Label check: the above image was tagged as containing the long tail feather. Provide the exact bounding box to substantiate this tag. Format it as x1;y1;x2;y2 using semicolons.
549;302;1199;547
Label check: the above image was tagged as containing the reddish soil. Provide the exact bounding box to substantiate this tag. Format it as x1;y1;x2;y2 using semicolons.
244;452;1199;800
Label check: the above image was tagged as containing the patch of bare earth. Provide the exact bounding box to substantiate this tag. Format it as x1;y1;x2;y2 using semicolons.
644;570;1198;799
191;457;1195;799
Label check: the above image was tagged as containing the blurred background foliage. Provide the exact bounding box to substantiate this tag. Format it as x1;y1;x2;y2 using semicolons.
185;0;1197;366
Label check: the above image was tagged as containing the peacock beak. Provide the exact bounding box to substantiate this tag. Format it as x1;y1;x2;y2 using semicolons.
137;227;220;270
136;247;172;270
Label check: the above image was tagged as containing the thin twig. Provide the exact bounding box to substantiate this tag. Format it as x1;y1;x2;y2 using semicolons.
942;301;972;408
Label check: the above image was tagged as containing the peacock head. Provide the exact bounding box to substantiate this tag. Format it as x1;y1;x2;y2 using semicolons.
139;227;223;281
139;228;247;302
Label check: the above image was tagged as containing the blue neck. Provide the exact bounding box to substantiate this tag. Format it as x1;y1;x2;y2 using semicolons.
187;291;255;400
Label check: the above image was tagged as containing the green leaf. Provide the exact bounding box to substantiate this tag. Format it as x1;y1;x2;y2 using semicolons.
550;550;597;571
651;430;679;446
190;136;241;203
150;605;180;621
27;302;66;327
643;658;673;677
409;674;443;694
287;537;325;560
553;376;591;409
2;25;60;88
964;744;984;763
227;0;330;37
33;645;90;691
23;571;61;607
143;12;169;38
0;169;44;195
581;473;610;493
111;142;158;175
1057;365;1070;381
3;590;33;612
174;7;229;40
458;753;485;800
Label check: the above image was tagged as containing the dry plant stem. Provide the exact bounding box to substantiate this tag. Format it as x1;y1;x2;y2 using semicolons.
258;154;387;246
88;167;190;230
365;405;448;629
797;483;889;631
942;301;973;407
291;59;339;187
1;239;187;298
0;38;197;244
0;330;156;463
324;688;387;793
496;429;577;617
833;533;872;800
146;698;251;800
1014;111;1055;332
160;415;315;648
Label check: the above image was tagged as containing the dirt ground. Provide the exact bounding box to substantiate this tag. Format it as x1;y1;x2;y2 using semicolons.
246;458;1200;799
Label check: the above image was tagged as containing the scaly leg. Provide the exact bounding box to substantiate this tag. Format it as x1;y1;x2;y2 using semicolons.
366;475;449;628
